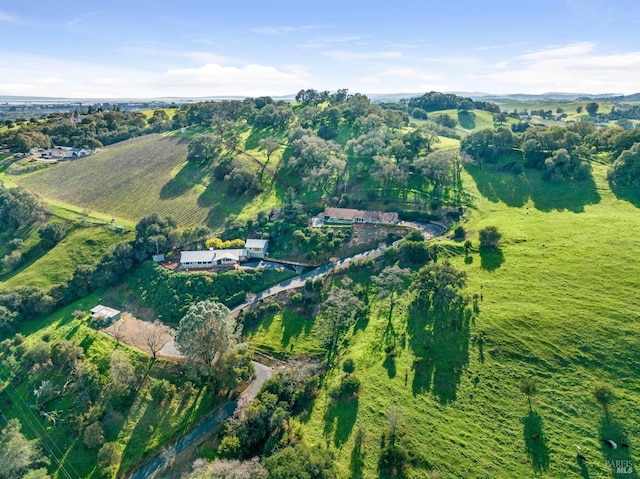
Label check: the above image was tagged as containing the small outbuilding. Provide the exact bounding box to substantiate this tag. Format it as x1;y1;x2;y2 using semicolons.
245;238;269;259
90;305;121;324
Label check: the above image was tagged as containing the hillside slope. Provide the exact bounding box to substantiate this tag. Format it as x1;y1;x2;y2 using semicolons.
15;134;280;230
251;162;640;478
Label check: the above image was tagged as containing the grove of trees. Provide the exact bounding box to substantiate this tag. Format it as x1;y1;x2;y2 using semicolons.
175;300;241;377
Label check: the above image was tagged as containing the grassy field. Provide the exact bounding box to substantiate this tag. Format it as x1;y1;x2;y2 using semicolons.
0;292;222;479
495;100;615;120
432;136;461;150
0;224;132;291
430;109;514;136
14;133;282;231
137;107;178;119
247;308;325;358
249;160;640;478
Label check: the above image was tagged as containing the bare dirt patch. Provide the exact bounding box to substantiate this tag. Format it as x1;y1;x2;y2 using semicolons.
103;312;181;359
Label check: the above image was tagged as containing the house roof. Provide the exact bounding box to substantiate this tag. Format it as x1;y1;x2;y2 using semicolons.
380;212;399;223
363;210;379;221
245;238;269;249
90;305;120;318
180;249;247;263
324;207;359;219
180;250;216;263
216;252;241;261
323;207;398;223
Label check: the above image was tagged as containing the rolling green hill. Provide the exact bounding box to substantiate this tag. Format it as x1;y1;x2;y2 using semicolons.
2;94;640;478
0;224;132;291
249;161;640;478
14;133;282;231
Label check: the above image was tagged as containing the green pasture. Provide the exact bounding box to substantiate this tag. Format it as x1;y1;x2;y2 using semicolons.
0;225;133;291
251;159;640;478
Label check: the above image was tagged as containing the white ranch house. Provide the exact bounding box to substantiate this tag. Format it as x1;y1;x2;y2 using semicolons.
179;239;268;269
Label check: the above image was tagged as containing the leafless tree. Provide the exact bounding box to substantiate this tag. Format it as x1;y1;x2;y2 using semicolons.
142;321;170;361
387;407;403;445
111;319;125;347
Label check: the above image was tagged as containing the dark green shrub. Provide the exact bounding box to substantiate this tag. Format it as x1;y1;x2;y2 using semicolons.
378;444;408;478
342;358;355;374
338;374;361;398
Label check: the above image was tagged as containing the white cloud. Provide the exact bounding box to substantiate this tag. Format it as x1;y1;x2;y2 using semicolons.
486;42;640;93
354;68;448;93
322;50;402;61
154;63;309;96
88;77;130;86
119;45;235;65
0;11;23;24
519;42;595;61
65;11;102;28
249;25;325;35
0;50;310;98
300;35;363;49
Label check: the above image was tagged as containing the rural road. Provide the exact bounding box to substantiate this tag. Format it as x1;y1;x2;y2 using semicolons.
231;221;446;313
129;221;445;477
128;361;272;479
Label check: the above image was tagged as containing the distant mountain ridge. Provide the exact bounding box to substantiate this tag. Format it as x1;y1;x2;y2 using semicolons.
2;91;640;105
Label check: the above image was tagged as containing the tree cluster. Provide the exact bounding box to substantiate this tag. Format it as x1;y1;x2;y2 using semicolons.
0;184;48;233
0;214;180;335
174;300;242;378
130;261;290;322
0;418;49;479
608;142;640;188
0;109;155;152
218;368;323;461
412;260;468;310
407;91;500;113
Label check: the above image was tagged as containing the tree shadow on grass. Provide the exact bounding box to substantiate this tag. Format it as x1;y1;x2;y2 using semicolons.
118;383;210;477
609;182;640;208
199;181;254;230
466;163;601;213
522;410;550;473
599;414;637;478
78;335;96;353
383;354;397;379
480;248;504;271
159;162;208;200
350;427;366;479
323;396;359;447
576;455;591;479
281;309;314;348
244;126;275;151
407;302;470;403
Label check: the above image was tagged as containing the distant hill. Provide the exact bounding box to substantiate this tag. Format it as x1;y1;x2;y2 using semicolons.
579;92;640;103
4;90;639;106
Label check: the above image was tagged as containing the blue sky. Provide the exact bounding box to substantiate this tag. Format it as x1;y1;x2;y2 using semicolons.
1;0;639;98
